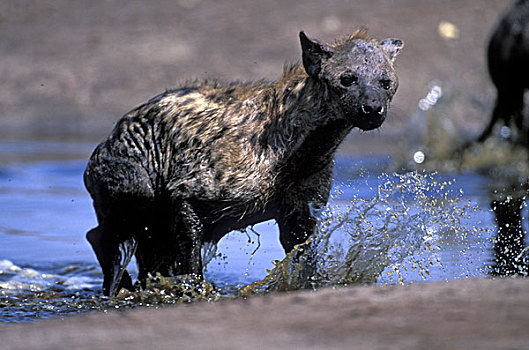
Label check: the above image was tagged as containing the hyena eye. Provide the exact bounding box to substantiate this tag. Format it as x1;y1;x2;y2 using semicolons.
340;73;358;87
380;79;392;90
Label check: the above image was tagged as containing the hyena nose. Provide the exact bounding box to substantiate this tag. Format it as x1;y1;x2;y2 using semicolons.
361;104;385;115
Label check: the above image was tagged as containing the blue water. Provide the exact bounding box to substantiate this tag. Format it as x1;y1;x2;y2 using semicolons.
0;139;510;322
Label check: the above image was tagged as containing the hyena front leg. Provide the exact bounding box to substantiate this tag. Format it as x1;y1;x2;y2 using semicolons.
277;170;332;253
277;202;320;254
276;201;322;288
136;198;204;282
276;172;332;287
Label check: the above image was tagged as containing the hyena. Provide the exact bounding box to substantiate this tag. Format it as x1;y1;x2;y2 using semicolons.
85;30;403;295
477;0;529;143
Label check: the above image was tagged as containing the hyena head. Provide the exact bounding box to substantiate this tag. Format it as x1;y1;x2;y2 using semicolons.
300;30;403;131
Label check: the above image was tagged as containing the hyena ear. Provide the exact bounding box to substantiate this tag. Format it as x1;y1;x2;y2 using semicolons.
299;31;334;77
380;38;404;62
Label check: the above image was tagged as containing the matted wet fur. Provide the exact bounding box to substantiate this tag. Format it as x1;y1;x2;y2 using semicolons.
84;30;403;295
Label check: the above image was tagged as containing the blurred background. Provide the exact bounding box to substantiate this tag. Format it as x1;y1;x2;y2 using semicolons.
0;0;511;144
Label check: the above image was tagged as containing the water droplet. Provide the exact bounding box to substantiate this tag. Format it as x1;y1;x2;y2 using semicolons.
413;151;425;164
500;126;511;139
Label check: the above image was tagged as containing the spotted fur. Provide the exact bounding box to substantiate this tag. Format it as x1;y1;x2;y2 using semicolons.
85;30;403;295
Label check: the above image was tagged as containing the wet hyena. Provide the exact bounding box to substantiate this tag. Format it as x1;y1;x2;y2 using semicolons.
477;0;529;144
85;30;403;295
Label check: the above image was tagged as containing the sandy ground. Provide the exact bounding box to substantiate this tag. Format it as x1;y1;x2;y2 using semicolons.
0;0;511;142
1;278;528;349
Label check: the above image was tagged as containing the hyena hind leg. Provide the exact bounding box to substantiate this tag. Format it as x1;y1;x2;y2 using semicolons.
86;226;134;296
171;200;204;276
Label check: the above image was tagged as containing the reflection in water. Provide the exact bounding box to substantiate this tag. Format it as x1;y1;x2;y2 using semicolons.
490;194;528;276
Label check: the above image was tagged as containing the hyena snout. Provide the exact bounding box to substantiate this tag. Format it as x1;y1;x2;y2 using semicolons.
355;88;387;130
360;101;384;116
360;87;386;114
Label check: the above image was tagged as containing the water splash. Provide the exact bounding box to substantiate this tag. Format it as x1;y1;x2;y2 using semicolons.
395;81;529;278
242;171;481;294
111;274;218;307
0;260;102;322
0;261;218;322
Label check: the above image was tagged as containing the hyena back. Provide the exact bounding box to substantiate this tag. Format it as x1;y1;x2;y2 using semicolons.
84;30;403;295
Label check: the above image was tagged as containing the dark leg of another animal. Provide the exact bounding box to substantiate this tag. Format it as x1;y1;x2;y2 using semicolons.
478;87;525;143
473;0;529;145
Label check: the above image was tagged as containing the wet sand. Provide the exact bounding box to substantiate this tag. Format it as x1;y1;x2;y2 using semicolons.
1;278;528;349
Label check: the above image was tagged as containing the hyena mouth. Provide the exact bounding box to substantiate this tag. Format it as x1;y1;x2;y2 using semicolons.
354;105;386;131
361;105;385;115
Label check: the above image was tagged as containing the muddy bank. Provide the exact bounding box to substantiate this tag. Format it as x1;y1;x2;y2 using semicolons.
1;278;528;349
0;0;510;140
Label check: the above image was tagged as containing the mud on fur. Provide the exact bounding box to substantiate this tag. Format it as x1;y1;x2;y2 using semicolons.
84;30;403;295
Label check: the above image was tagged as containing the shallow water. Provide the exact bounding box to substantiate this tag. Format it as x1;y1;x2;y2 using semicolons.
0;138;520;322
